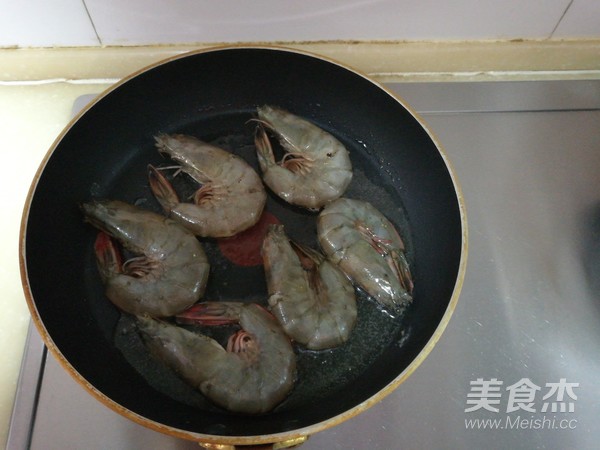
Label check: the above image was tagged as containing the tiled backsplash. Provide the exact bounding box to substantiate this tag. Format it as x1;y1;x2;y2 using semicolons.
1;0;598;48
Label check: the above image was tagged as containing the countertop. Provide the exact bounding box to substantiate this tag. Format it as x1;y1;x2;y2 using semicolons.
0;81;112;447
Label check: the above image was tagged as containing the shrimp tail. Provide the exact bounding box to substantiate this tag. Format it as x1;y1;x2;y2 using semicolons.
391;250;414;295
148;164;179;214
93;231;122;281
290;240;325;266
175;302;242;326
254;125;276;168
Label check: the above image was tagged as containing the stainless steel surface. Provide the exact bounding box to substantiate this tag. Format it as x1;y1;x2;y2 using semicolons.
9;80;600;450
6;326;45;450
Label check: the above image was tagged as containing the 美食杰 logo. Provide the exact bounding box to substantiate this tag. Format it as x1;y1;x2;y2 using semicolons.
464;378;579;431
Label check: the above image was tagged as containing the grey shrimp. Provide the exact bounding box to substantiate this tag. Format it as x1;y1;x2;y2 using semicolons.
149;134;267;237
254;105;352;210
81;199;209;317
262;224;357;350
137;302;296;414
317;197;413;316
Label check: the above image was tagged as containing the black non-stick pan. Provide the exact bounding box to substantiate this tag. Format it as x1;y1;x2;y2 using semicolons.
20;46;467;447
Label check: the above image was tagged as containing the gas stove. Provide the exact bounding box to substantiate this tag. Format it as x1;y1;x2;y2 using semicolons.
8;79;600;450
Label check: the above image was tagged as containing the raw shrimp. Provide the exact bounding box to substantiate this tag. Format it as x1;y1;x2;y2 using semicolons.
254;105;352;210
262;224;357;350
149;134;267;238
81;199;209;317
317;198;413;316
137;302;296;414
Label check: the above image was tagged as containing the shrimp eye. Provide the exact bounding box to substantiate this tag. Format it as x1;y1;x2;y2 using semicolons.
327;152;333;157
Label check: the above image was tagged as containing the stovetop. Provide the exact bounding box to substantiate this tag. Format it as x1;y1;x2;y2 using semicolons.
8;80;600;450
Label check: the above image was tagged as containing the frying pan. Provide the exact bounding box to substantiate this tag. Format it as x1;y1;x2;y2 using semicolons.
20;46;467;447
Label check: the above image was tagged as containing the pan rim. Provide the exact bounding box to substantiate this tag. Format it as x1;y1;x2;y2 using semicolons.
18;43;468;445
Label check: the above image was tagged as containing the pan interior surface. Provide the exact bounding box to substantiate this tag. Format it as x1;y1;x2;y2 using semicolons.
24;47;463;437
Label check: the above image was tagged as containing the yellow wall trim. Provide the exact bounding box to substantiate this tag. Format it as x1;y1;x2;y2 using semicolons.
1;39;599;83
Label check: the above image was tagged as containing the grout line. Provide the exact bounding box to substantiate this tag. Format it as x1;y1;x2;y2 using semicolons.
550;0;575;38
82;0;102;46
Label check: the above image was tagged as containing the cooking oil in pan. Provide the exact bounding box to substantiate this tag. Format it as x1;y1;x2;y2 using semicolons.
104;115;415;415
287;293;409;410
114;291;409;414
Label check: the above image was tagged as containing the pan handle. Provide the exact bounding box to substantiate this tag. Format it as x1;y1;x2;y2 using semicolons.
198;436;308;449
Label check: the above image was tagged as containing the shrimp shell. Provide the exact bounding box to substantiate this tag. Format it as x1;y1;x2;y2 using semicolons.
254;105;352;210
150;134;267;238
138;302;296;414
317;197;413;316
81;199;209;317
262;224;357;350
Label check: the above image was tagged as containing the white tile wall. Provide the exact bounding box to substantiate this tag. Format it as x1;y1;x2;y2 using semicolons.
0;0;592;48
553;0;600;37
0;0;98;47
84;0;571;45
0;0;597;48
